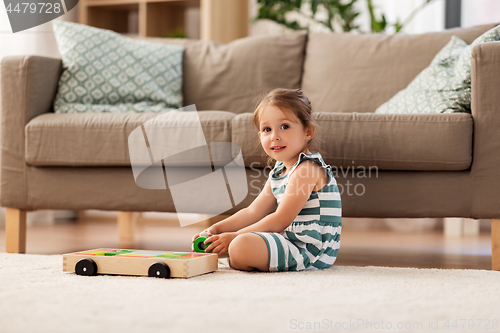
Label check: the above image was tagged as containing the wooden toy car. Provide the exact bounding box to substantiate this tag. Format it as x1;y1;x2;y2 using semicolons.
63;248;218;278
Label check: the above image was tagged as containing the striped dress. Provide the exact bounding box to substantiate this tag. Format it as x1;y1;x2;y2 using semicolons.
253;152;342;271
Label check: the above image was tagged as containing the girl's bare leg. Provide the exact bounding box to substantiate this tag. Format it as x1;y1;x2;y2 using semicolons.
228;233;269;272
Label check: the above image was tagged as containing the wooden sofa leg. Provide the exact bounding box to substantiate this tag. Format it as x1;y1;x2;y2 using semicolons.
118;212;136;246
492;219;500;271
5;208;27;253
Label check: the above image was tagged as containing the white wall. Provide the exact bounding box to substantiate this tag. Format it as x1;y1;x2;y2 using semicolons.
0;5;79;61
360;0;445;34
462;0;500;28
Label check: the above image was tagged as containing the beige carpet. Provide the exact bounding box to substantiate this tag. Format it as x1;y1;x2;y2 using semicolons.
0;253;499;333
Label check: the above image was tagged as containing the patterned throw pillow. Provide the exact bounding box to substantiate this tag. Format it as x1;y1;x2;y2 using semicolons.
52;21;184;113
375;24;500;114
455;24;500;85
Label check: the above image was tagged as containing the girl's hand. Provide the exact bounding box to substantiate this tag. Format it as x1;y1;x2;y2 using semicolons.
191;227;217;252
204;232;238;256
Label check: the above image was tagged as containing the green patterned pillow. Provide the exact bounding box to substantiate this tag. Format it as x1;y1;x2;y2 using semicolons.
455;24;500;85
375;24;500;114
52;21;184;113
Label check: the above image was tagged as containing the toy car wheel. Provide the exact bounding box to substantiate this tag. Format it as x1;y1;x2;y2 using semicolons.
148;262;170;278
75;258;98;276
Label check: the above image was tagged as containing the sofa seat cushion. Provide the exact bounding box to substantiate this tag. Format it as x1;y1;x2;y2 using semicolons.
26;111;235;166
232;112;472;171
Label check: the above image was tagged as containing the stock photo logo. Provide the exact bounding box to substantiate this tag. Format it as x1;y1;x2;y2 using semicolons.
3;0;78;33
128;105;248;227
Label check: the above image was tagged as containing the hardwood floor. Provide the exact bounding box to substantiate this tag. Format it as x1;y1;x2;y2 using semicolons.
0;213;492;270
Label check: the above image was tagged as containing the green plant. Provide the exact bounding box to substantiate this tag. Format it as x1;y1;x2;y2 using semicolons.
366;0;387;33
255;0;359;32
255;0;439;34
165;28;187;38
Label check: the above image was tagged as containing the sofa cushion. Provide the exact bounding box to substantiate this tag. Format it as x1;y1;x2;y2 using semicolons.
52;21;184;113
302;23;499;114
142;31;307;114
375;35;470;114
25;111;235;166
232;112;472;171
375;24;500;115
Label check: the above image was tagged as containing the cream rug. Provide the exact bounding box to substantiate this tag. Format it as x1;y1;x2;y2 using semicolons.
0;253;499;333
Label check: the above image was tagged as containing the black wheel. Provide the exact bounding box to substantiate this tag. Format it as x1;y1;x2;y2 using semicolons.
75;258;98;276
148;262;170;278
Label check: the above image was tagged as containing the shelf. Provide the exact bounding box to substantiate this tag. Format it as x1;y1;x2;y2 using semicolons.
83;0;200;7
79;0;249;43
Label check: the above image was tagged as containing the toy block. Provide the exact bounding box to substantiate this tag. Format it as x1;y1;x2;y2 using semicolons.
75;250;107;256
158;253;189;258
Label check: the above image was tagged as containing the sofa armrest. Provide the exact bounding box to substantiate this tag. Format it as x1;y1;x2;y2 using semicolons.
1;55;62;208
470;41;500;218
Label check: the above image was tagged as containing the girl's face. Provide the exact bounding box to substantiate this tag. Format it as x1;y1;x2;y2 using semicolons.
258;104;313;168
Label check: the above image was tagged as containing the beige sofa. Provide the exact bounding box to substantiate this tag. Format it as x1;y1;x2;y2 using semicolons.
2;23;500;269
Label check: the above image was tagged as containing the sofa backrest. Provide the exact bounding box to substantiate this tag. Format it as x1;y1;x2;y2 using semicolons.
302;23;499;113
145;31;307;114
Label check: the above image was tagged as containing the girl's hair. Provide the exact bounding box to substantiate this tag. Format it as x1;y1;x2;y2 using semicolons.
252;88;320;167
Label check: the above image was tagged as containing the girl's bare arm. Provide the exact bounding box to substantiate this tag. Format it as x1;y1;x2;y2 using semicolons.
210;178;277;233
236;161;322;234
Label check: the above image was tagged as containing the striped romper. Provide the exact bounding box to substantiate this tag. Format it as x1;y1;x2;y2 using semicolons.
253;152;342;271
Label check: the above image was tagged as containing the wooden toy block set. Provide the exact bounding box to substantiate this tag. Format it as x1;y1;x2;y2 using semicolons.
63;248;218;278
